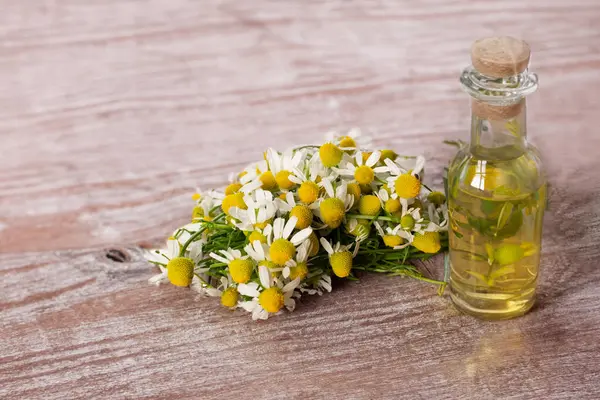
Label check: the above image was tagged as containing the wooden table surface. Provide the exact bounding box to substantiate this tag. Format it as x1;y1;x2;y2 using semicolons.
2;1;600;399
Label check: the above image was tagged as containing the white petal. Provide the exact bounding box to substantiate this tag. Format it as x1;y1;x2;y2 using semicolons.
401;198;409;215
336;182;348;202
259;265;271;288
283;278;301;293
274;218;285;239
413;156;425;175
373;166;389;174
320;237;334;254
374;221;385;237
241;179;262;194
238;283;261;298
322;179;334;198
284;297;296;312
167;239;180;259
148;271;168;286
283;216;298;240
263;224;273;238
366;151;381;167
384;158;401;175
286;191;295;207
355;151;363;166
282;266;291;278
378;189;389;202
240;300;257;312
291;227;312;246
209;252;230;264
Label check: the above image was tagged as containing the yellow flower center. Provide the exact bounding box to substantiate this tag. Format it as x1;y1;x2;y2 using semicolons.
354;165;374;185
289;262;309;280
248;230;267;244
395;173;421;199
288;206;311;230
259;260;279;269
259;287;285;313
320;198;346;228
427;191;446;206
411;232;441;254
383;235;404;248
225;183;243;196
384;198;402;215
330;251;353;278
222;193;247;215
298;181;320;204
220;287;239;308
254;220;271;230
360;183;373;194
347;183;362;205
401;215;415;230
259;171;277;190
167;257;195;287
192;206;204;221
319;143;343;167
278;193;288;200
276;170;296;190
358;195;381;216
192;193;201;201
308;232;320;257
270;238;296;266
380;149;398;161
494;244;525;266
229;259;254;283
339;136;357;148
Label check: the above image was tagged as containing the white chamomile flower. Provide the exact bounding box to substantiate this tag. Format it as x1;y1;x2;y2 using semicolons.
266;148;306;191
276;192;317;229
239;160;276;194
147;238;205;286
325;128;373;150
267;216;313;266
229;189;277;231
336;150;388;186
320;238;357;278
209;248;256;284
238;275;300;320
282;240;311;280
399;198;426;234
346;218;370;242
313;178;354;229
374;221;412;249
385;155;426;200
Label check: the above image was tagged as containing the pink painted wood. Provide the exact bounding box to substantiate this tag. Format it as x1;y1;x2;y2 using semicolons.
2;1;600;398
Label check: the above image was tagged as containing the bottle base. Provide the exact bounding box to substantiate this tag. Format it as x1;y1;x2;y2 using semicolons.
450;290;535;321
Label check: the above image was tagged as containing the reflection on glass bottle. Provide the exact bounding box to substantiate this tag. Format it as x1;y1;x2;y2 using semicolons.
447;37;547;320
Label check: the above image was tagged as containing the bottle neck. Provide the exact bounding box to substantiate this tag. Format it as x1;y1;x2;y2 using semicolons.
470;99;527;160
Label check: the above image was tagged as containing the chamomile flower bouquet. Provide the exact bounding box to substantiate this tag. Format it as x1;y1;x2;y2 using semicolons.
146;129;449;320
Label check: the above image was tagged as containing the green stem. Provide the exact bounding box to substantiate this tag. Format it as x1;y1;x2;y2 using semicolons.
179;227;208;257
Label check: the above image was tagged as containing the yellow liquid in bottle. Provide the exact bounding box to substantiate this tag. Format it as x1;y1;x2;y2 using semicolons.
448;144;546;319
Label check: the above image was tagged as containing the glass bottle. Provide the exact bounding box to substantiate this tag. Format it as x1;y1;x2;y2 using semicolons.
447;37;547;320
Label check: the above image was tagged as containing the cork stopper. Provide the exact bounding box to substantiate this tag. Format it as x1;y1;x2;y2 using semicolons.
471;37;531;78
471;99;524;121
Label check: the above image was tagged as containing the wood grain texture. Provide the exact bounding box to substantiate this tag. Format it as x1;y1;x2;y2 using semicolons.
1;0;600;399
